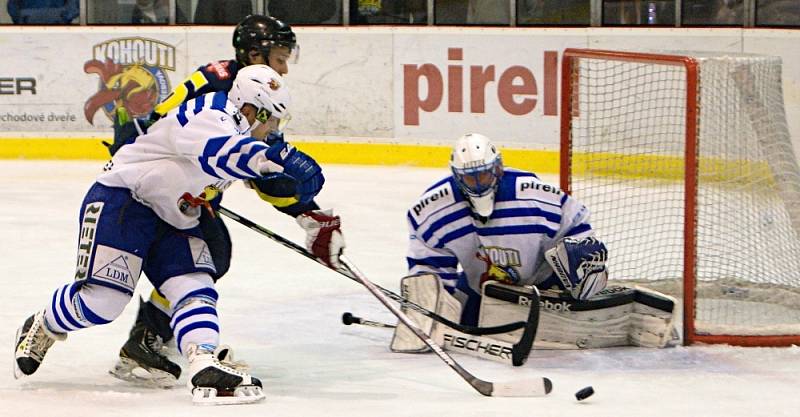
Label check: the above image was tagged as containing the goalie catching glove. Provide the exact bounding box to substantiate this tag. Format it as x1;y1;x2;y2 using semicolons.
296;209;345;269
545;236;608;300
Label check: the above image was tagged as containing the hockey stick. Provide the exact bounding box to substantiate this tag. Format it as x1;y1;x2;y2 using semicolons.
342;312;397;329
341;284;540;368
217;206;526;336
340;255;551;397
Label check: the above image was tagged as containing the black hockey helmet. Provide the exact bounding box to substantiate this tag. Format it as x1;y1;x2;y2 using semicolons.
233;15;297;65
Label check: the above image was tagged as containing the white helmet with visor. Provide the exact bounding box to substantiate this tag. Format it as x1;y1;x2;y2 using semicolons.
450;133;504;218
228;64;292;133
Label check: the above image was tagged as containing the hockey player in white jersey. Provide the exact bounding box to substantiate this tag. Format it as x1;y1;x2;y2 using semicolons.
13;65;329;405
392;133;608;351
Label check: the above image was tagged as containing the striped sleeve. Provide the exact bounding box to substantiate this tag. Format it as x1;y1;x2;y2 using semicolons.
557;194;594;240
172;95;278;180
406;212;460;289
197;135;270;180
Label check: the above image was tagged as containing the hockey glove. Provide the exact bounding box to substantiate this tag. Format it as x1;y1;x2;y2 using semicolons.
265;131;285;146
264;142;324;204
104;107;138;156
544;236;608;301
296;209;345;270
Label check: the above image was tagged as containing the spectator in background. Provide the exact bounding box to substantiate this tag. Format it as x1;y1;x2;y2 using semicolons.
713;0;743;24
132;0;186;24
7;0;79;24
349;0;425;24
193;0;251;24
604;0;675;25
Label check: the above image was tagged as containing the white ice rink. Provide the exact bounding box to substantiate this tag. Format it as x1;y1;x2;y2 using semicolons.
2;160;799;417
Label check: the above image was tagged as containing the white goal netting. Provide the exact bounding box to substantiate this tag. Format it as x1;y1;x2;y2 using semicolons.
563;50;800;341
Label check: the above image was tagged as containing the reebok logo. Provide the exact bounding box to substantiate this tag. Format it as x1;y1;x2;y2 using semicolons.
518;295;534;306
540;299;572;312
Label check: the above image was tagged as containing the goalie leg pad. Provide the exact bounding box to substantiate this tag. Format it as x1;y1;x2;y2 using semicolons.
480;284;677;349
390;274;462;353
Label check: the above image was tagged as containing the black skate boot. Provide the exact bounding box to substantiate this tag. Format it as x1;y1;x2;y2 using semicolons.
110;298;181;388
14;310;66;379
187;343;264;405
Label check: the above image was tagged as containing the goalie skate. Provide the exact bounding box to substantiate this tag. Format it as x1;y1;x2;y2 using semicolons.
187;343;264;406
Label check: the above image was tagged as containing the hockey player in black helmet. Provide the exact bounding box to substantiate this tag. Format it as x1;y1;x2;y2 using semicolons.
107;15;344;389
233;14;298;71
106;15;297;156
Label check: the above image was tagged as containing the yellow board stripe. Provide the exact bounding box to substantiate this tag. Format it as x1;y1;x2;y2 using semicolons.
0;138;561;174
0;138;111;160
0;138;773;185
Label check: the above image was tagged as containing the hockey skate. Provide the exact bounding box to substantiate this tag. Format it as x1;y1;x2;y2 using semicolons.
109;319;182;388
215;345;250;372
186;343;264;406
110;297;182;388
14;310;66;379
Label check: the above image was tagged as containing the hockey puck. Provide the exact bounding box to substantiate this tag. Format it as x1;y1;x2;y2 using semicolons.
341;312;356;325
575;386;594;401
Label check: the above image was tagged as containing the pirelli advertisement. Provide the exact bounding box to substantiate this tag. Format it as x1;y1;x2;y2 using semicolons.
0;26;799;152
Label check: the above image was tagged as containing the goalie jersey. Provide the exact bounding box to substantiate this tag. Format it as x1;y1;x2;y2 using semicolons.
98;91;276;230
406;169;594;322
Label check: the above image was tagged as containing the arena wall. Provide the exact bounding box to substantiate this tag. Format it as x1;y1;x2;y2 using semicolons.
1;26;798;174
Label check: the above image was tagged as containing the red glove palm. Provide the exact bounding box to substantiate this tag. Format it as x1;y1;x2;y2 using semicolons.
296;209;345;269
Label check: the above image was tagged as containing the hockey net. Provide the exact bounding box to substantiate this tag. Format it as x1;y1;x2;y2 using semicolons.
560;48;800;346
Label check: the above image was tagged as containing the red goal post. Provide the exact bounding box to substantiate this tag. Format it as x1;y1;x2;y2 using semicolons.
560;48;800;346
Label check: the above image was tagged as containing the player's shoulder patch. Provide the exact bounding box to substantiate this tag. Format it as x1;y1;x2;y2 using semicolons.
515;172;563;204
409;179;456;225
204;60;233;80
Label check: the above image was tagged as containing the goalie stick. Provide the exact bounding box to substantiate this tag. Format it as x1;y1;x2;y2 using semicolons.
342;312;397;329
340;255;552;397
342;295;540;368
217;206;526;336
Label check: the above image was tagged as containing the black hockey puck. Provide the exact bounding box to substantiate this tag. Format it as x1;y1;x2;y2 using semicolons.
341;312;356;325
575;386;594;401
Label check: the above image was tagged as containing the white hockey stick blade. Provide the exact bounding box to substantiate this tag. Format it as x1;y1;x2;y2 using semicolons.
490;377;553;397
191;385;266;406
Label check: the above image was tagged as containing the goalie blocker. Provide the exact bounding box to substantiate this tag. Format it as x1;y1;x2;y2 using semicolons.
391;274;677;365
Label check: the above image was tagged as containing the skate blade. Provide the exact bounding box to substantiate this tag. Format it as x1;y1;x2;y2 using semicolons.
192;385;265;406
109;357;177;388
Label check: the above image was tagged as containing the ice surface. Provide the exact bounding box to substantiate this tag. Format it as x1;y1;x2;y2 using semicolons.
1;161;799;417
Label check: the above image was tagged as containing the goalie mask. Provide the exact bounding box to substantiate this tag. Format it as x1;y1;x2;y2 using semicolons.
229;64;291;133
450;133;504;218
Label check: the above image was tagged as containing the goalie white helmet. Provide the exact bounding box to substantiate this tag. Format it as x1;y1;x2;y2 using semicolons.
228;64;291;130
450;133;504;218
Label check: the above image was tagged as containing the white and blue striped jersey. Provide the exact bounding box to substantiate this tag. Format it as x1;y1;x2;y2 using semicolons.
406;169;594;297
98;91;282;230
